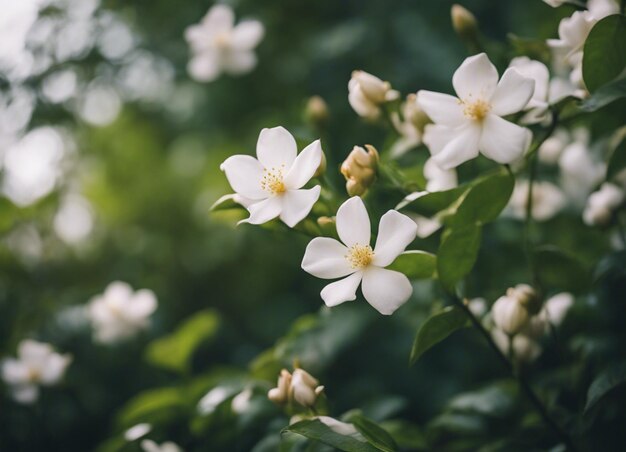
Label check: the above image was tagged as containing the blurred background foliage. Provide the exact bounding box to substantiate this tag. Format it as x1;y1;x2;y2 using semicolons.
0;0;625;451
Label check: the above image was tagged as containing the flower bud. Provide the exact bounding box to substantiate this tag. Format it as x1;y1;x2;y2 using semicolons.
267;369;292;404
341;145;379;196
583;183;625;226
317;216;335;227
451;4;479;44
304;95;329;127
348;71;399;120
403;94;430;134
491;292;530;335
290;368;323;407
508;284;541;315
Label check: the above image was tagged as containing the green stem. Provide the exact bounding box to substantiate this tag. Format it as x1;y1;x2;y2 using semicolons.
452;296;579;451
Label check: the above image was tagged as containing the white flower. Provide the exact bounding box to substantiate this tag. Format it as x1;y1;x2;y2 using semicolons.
231;387;253;413
1;340;71;404
220;127;322;227
583;183;625;226
417;53;534;169
141;439;183;452
507;180;566;221
424;157;458;192
538;128;570;164
559;138;606;206
548;11;596;64
124;423;152;441
587;0;620;19
543;292;574;326
508;57;550;124
389;94;427;157
185;4;264;82
88;281;157;344
348;70;399;120
302;197;418;315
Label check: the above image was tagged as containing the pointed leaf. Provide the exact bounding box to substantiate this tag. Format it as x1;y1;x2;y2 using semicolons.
387;251;436;280
410;306;468;365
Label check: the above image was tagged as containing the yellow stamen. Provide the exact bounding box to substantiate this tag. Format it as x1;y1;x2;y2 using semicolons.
461;98;491;121
261;165;287;195
346;244;374;269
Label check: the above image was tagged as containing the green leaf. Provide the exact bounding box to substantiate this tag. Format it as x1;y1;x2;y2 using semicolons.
387;251;436;280
579;78;626;112
379;420;427;451
283;419;379;452
585;361;626;414
348;414;397;452
410;306;468;365
116;387;186;427
582;15;626;93
396;186;469;217
145;309;220;373
447;169;514;227
437;224;482;293
607;136;626;181
533;246;590;294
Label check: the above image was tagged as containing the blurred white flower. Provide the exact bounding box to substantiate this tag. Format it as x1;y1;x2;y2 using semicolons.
468;297;488;318
424;157;458;192
197;386;234;415
1;339;71;404
302;196;417;315
54;194;94;244
185;4;264;82
88;281;157;343
559;137;606;206
267;369;292;404
124;423;152;441
417;53;534;169
140;439;182;452
492;328;542;363
507;180;566;221
491;284;538;335
538;128;570;164
389;94;427;157
348;70;399;120
548;11;595;66
587;0;620;18
583;183;624;226
231;387;253;413
543;292;574;326
508;57;550;124
220;126;322;227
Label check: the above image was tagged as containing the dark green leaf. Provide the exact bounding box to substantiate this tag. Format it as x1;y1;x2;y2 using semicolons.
579;78;626;112
410;306;468;365
145;309;220;373
379;420;428;451
437;224;482;292
582;15;626;93
116;387;186;427
533;246;590;293
396;186;468;217
447;169;514;227
387;251;436;280
585;361;626;414
607;136;626;181
347;414;398;452
283;419;379;452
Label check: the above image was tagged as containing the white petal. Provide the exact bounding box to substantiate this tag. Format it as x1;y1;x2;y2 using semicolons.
18;340;52;363
1;359;29;385
490;68;535;116
301;237;353;279
187;53;221;82
222;50;257;75
127;289;158;321
416;91;465;127
241;197;282;225
412;214;443;238
348;85;380;119
231;21;264;50
320;272;363;307
279;186;321;227
336;197;371;247
479;115;532;164
361;267;412;315
256;126;297;169
39;354;70;385
372;211;418;267
12;385;39;404
430;124;481;170
422;124;453;156
104;281;133;302
284;140;322;189
453;53;499;100
220;155;266;200
202;4;235;33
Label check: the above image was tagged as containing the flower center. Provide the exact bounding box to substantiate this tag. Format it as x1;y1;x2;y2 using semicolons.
461;98;491;121
27;368;41;382
214;32;231;48
261;166;287;195
346;244;374;269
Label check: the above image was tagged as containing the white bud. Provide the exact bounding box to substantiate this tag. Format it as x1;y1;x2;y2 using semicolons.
348;71;399;120
290;368;320;407
583;183;625;226
491;290;532;336
341;145;379;196
267;369;292;404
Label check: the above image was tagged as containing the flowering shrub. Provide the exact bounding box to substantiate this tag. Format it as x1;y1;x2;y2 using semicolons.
1;0;626;451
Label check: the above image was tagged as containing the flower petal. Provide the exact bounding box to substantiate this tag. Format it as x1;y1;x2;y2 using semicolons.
490;68;535;116
336;197;371;247
301;237;354;279
429;124;481;170
220;155;266;199
221;50;257;75
453;53;499;100
256;126;297;169
127;289;158;321
279;186;321;227
284;140;322;189
12;384;39;404
320;272;363;307
187;53;221;82
373;211;418;267
240;197;281;225
361;267;412;315
422;124;453;156
202;4;234;33
479;115;532;164
231;20;264;50
1;359;29;385
416;91;465;127
39;354;70;385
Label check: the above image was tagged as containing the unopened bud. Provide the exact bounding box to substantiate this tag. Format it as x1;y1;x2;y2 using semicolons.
317;216;335;227
290;369;323;407
404;94;431;133
341;145;379;196
507;284;541;315
492;292;530;336
451;4;479;46
348;71;399;120
305;95;329;127
268;369;292;404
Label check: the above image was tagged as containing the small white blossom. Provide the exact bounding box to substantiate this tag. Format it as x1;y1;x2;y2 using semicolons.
220;127;322;227
507;180;566;221
417;53;534;169
88;281;157;344
1;340;71;404
302;197;418;315
559;138;606;206
348;70;399;120
185;4;264;82
583;183;625;226
141;439;183;452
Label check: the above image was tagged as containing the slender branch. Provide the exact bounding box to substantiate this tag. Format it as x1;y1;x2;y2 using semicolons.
452;296;579;451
